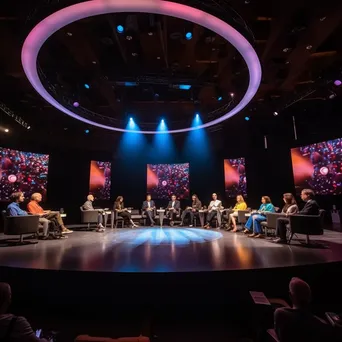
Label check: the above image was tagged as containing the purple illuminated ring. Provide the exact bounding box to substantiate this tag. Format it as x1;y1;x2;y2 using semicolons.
21;0;261;134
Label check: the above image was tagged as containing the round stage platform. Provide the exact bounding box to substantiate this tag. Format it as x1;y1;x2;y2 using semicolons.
1;227;342;273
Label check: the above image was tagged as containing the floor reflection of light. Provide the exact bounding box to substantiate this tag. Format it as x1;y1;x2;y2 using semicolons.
110;228;222;246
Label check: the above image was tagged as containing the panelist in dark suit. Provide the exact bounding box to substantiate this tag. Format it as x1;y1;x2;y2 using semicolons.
142;194;156;226
83;194;107;232
179;194;202;227
274;189;320;244
166;194;180;226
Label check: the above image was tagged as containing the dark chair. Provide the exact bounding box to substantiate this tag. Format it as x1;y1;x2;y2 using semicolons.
165;208;182;226
261;212;286;237
80;206;98;230
237;209;251;228
111;210;124;229
1;210;39;245
130;209;142;225
288;209;325;245
141;208;159;226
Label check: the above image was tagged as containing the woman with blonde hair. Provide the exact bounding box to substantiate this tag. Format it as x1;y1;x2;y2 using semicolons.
225;195;247;232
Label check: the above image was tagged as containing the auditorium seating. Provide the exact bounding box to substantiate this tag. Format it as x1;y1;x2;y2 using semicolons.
75;335;149;342
1;210;39;245
287;209;325;245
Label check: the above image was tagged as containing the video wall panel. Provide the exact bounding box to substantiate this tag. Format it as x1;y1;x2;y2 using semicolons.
291;137;342;195
0;147;49;201
147;163;190;200
224;158;247;197
89;161;111;200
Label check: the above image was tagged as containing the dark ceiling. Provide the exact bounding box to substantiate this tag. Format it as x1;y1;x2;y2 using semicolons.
0;0;341;143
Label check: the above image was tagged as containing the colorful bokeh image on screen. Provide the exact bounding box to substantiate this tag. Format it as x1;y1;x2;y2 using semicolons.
89;161;111;200
291;137;342;195
147;163;190;200
224;158;247;197
0;147;49;201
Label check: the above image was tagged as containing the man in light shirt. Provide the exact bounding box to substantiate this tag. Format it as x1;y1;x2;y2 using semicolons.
204;193;223;229
142;194;156;226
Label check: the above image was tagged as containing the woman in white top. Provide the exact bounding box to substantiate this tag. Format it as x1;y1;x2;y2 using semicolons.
281;193;298;215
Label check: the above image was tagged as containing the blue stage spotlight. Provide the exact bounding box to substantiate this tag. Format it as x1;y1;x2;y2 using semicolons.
185;32;192;40
179;84;192;90
84;83;90;89
217;96;222;101
124;81;138;87
117;25;124;34
153;118;176;160
85;129;90;133
128;117;136;130
245;116;250;121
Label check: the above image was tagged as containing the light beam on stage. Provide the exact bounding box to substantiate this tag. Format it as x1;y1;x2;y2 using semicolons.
152;119;176;160
118;117;147;159
183;113;210;160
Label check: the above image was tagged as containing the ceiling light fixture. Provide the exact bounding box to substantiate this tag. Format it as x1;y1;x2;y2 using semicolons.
132;52;138;56
126;35;132;40
334;80;341;86
230;92;235;97
21;0;262;134
319;16;326;22
273;111;278;116
116;25;124;33
306;45;313;50
283;47;291;53
4;128;9;133
148;31;153;36
66;32;72;36
157;56;161;59
92;61;97;64
185;32;192;40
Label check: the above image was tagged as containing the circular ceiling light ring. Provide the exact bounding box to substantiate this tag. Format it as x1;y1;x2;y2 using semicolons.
21;0;261;134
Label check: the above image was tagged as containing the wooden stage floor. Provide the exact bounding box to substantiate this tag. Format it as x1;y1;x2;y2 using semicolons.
1;227;342;273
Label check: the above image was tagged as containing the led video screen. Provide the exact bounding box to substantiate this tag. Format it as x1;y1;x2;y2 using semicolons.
0;147;49;201
224;158;247;197
147;163;190;200
291;138;342;195
89;161;111;200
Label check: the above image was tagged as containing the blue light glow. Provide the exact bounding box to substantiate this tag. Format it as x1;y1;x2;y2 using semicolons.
85;129;89;133
245;116;250;121
117;25;124;33
217;96;222;101
128;117;136;130
185;32;192;40
179;84;192;90
112;228;222;246
124;81;138;86
84;83;90;89
152;119;176;159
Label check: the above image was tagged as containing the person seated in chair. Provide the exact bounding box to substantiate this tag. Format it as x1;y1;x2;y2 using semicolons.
142;194;156;226
204;193;223;229
179;194;202;227
166;194;180;227
27;193;73;234
274;277;341;342
113;196;138;228
243;196;275;238
224;195;248;232
82;194;106;232
7;192;49;239
273;189;319;244
0;282;50;342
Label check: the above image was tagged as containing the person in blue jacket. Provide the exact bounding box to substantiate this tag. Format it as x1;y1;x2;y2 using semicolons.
243;196;275;238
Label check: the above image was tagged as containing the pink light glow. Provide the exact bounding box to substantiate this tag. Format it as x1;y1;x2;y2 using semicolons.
334;80;341;86
21;0;261;134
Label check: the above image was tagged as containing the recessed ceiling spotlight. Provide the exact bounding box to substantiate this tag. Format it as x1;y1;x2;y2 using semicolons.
244;0;250;3
283;47;291;53
334;80;341;86
4;128;9;133
148;31;153;36
306;45;313;50
273;111;278;116
126;35;132;40
157;56;161;60
92;61;97;64
285;61;290;65
27;126;31;130
212;47;216;51
187;64;191;68
66;32;72;36
132;52;138;56
320;16;326;22
329;92;336;99
213;74;218;78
